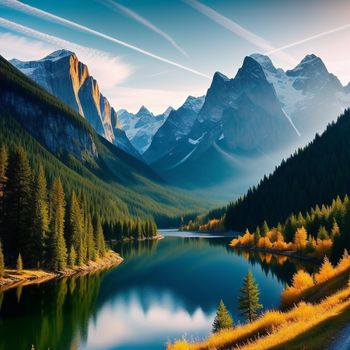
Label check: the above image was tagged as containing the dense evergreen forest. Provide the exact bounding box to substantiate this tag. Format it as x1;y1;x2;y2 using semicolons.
225;109;350;233
0;144;158;271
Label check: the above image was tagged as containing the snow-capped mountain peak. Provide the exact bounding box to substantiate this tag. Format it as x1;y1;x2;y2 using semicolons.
249;53;277;73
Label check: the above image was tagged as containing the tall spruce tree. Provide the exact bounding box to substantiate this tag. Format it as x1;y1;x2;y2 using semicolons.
4;147;32;262
86;213;96;261
238;270;263;322
32;165;49;266
48;179;67;270
212;300;233;333
67;191;84;266
0;145;8;236
94;214;106;257
16;253;23;272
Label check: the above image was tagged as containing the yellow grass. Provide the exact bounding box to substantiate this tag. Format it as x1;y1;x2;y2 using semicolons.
168;284;350;350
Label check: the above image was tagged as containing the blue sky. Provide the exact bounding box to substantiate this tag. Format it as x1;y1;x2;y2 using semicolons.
0;0;350;113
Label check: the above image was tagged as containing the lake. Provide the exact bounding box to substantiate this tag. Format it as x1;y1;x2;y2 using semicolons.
0;230;308;350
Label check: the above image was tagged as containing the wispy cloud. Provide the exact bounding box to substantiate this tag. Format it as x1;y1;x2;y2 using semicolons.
0;18;133;88
101;0;188;57
265;23;350;55
0;0;210;79
184;0;296;65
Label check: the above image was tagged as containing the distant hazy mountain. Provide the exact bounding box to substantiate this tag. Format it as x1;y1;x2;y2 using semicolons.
144;95;205;164
346;82;350;93
118;105;173;154
145;54;350;195
10;50;140;159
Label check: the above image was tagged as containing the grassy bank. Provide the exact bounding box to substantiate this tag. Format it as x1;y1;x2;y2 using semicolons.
168;259;350;350
0;250;122;291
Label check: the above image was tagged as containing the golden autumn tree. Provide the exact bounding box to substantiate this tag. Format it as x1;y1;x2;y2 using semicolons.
294;227;308;251
315;257;334;284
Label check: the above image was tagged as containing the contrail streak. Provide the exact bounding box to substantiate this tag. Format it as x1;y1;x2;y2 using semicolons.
0;0;210;79
184;0;296;65
266;23;350;55
102;0;188;57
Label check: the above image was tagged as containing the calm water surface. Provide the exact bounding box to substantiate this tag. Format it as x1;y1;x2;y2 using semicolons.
0;230;309;350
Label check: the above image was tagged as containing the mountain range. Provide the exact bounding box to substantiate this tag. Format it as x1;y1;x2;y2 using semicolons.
144;53;350;197
0;54;208;226
10;50;350;201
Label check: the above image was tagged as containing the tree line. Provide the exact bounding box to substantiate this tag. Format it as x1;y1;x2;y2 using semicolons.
0;144;157;273
230;194;350;262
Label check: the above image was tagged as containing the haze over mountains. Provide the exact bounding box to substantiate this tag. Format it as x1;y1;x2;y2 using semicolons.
10;50;350;201
145;53;350;197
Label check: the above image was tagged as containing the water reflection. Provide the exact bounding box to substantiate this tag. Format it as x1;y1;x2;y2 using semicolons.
0;231;316;350
0;273;102;350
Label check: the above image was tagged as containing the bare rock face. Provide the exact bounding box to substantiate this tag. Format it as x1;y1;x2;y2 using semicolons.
1;91;98;162
10;50;140;158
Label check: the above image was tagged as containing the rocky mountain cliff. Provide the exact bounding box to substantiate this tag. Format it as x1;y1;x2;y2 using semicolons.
10;50;140;159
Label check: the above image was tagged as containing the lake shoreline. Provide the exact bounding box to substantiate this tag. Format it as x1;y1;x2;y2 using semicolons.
0;250;123;291
107;233;164;244
230;244;320;263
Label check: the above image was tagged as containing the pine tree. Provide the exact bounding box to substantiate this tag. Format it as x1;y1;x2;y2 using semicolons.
68;245;76;268
0;145;8;236
16;253;23;272
212;300;233;333
67;192;84;265
86;213;96;261
32;165;49;266
94;214;106;257
0;241;5;278
238;270;263;322
48;179;67;270
261;221;269;237
254;227;261;245
4;146;33;262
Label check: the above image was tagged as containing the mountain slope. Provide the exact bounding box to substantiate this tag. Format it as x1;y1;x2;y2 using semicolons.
0;55;208;225
10;50;140;159
118;105;172;154
225;108;350;231
148;56;299;191
144;95;205;164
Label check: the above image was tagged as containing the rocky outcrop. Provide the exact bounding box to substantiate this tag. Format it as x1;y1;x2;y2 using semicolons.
1;90;98;162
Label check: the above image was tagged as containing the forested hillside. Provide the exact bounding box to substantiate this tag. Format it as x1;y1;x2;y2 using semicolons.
225;109;350;232
0;55;207;229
